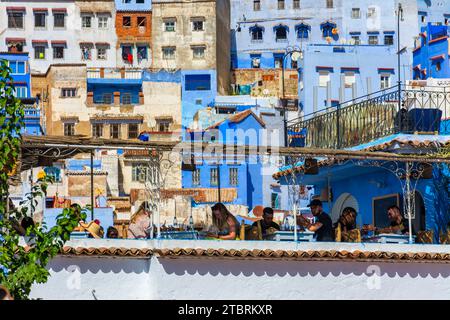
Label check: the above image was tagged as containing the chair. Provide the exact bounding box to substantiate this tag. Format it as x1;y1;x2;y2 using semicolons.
417;230;434;244
335;223;361;243
440;230;450;244
238;215;263;240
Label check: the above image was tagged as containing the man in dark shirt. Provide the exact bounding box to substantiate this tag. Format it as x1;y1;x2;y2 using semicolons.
366;205;414;235
252;207;280;236
297;199;334;242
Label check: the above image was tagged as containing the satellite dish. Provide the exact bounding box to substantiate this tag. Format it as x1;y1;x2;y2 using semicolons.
291;51;301;62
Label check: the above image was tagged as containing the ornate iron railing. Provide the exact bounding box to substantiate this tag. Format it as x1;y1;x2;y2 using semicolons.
288;85;450;149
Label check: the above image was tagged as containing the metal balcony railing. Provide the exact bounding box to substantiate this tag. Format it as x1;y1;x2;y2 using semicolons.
287;85;450;149
87;68;142;80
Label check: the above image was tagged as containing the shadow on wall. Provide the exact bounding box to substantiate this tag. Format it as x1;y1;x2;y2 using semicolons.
48;256;150;275
158;257;450;279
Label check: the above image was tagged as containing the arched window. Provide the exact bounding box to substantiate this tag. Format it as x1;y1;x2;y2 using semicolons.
250;25;264;41
295;23;311;39
274;24;288;42
320;20;336;38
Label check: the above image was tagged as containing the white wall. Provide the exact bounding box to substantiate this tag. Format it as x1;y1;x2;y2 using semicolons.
30;239;450;300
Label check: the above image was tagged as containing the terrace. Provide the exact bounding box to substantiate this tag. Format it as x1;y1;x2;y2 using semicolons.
287;84;450;149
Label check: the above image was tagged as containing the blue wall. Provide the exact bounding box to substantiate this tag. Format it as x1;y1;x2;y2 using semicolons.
0;52;31;98
301;44;402;115
181;70;217;130
115;0;151;11
413;23;450;79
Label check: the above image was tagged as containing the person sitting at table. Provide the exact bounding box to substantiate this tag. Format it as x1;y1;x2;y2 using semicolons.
334;207;361;242
363;205;414;235
252;207;280;237
208;203;240;240
297;199;334;242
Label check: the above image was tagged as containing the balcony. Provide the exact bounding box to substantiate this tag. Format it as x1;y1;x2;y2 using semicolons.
288;85;450;149
87;68;142;80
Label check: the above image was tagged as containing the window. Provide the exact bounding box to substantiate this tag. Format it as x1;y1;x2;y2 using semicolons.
445;18;449;25
251;55;261;68
123;0;131;3
192;20;204;31
121;93;132;105
274;55;283;68
275;26;287;41
44;166;62;183
110;124;121;139
61;88;77;98
123;16;131;27
254;0;261;11
137;46;147;62
98;16;108;28
271;193;280;209
122;46;133;63
367;7;376;18
164;20;175;32
421;15;426;23
163;47;175;60
293;0;300;9
319;71;330;87
97;46;107;60
53;46;64;59
296;24;310;39
9;61;25;74
351;35;360;45
368;35;378;45
136;0;144;2
278;0;285;10
351;8;360;19
102;93;113;104
137;16;147;29
326;0;333;8
82;16;92;28
54;13;65;28
384;35;394;45
192;169;201;186
380;75;390;89
8;12;24;29
185;74;211;91
251;26;263;41
35;13;46;28
34;46;46;59
81;46;92;60
192;46;205;59
128;123;139;139
229;168;238;186
64;123;75;136
344;72;355;88
132;163;158;183
14;86;27;98
436;61;442;72
92;123;103;138
210;168;218;186
157;120;171;132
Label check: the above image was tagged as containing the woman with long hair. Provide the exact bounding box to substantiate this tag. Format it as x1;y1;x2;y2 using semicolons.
334;207;360;242
209;203;240;240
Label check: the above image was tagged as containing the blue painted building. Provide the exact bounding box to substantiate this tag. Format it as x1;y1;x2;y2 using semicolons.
181;70;217;129
0;52;43;135
417;0;450;27
300;44;403;115
413;23;450;80
183;109;267;209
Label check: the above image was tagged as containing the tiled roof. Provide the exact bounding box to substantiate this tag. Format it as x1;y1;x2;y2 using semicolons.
206;110;266;130
59;246;450;262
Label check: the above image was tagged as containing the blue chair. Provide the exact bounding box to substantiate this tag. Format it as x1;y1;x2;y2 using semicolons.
408;108;442;133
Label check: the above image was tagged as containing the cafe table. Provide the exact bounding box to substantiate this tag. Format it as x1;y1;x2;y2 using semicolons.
272;230;315;242
159;230;199;240
362;233;415;244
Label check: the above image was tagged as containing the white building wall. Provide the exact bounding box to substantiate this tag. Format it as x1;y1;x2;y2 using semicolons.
30;239;450;300
0;1;79;74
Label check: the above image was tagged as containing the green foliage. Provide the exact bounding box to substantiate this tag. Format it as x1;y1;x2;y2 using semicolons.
0;59;85;299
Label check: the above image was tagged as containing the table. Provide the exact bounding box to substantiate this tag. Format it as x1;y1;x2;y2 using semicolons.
273;230;315;242
362;233;415;244
159;230;199;240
